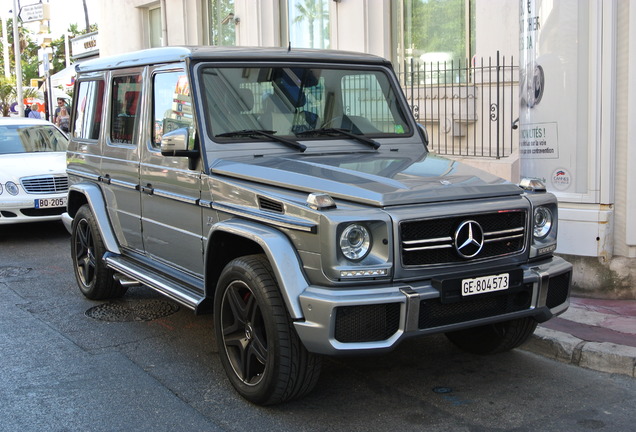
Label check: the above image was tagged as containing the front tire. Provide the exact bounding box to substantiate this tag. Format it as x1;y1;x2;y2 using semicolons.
214;254;321;405
71;204;127;300
445;317;538;354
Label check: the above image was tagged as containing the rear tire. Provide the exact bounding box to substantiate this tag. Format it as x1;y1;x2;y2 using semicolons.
71;204;127;300
214;254;321;405
445;317;538;354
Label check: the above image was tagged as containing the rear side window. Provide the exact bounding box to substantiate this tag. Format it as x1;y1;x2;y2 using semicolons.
73;80;105;140
110;74;142;144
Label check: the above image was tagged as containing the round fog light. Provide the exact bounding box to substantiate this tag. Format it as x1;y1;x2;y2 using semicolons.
339;224;371;261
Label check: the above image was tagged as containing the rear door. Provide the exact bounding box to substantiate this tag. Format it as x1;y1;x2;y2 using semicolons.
100;70;144;251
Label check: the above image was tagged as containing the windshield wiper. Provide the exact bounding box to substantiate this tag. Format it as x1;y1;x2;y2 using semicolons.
216;129;306;152
295;128;380;150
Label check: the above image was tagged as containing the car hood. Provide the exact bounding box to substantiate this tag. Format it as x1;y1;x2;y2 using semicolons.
0;152;67;180
210;152;522;206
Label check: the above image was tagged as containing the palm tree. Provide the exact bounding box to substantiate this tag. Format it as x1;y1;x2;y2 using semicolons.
82;0;91;32
293;0;329;49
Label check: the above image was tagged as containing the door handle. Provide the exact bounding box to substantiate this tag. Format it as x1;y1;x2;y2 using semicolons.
141;184;154;195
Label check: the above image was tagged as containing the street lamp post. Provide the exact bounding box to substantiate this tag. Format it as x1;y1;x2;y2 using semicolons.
12;0;24;116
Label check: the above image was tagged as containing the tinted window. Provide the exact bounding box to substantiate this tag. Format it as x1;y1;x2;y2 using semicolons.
152;71;194;148
199;66;411;139
110;75;142;144
0;124;69;154
73;80;105;140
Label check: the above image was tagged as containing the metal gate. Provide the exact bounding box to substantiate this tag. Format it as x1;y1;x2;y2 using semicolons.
397;52;518;159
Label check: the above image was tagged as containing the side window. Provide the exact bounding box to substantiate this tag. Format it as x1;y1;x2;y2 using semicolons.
152;71;193;148
110;74;142;144
73;80;105;140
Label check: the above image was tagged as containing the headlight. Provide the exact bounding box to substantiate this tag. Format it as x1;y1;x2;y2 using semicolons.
5;181;19;196
533;206;553;239
0;183;3;195
339;224;371;261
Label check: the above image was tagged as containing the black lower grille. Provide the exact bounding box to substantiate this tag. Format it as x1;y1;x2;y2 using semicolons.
335;303;401;343
546;272;571;308
418;285;533;329
20;207;65;217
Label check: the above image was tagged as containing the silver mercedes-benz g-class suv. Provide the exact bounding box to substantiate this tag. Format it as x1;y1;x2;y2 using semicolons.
63;46;572;405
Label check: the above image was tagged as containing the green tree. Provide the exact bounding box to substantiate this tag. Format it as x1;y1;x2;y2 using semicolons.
409;0;473;63
0;76;37;116
293;0;329;49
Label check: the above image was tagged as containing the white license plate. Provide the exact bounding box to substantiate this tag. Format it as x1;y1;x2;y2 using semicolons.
34;197;67;209
461;273;509;297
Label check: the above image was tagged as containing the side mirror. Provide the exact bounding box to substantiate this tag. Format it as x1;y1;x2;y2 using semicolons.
417;123;429;150
160;127;196;157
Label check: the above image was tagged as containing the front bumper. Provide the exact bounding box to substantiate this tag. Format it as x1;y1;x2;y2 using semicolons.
294;256;572;355
0;194;66;224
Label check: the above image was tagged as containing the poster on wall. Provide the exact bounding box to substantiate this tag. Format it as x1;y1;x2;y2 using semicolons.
518;0;589;198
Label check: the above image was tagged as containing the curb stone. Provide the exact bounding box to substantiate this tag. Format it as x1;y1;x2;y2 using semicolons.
522;327;636;378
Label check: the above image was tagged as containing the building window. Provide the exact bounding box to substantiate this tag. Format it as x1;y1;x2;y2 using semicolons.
287;0;330;49
392;0;475;77
149;7;162;48
209;0;236;46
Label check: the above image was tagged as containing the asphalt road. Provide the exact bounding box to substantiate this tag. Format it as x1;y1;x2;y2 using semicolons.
1;221;635;432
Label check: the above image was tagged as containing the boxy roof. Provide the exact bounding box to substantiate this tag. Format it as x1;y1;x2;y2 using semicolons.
74;46;391;73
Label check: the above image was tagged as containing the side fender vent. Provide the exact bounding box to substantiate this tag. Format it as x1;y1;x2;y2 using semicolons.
258;196;284;214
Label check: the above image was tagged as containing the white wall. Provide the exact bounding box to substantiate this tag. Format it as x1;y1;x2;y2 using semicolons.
330;0;392;59
98;0;146;56
475;0;519;61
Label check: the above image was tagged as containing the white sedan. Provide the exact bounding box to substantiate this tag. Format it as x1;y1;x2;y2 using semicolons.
0;118;69;224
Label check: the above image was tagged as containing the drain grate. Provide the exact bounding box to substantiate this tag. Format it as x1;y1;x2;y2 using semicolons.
85;299;179;322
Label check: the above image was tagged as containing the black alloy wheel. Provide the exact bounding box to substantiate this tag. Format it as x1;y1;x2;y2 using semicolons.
71;204;126;300
214;254;321;405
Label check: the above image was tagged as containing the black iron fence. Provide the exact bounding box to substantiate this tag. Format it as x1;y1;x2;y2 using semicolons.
397;52;518;159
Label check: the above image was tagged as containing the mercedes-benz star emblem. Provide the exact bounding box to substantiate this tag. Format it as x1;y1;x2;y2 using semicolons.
454;220;484;258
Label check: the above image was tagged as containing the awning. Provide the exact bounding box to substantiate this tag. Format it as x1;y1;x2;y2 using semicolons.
50;65;76;88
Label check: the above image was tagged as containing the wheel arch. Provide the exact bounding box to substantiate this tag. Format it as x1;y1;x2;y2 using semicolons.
67;183;121;254
205;219;309;319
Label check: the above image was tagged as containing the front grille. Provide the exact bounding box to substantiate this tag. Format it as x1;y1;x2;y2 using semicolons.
418;284;533;329
545;272;571;308
334;303;401;342
21;175;68;194
400;210;526;266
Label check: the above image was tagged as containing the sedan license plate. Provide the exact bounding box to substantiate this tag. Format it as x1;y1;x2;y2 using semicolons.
461;273;509;297
34;197;67;209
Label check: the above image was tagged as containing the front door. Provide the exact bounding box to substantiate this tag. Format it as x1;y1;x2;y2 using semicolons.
140;66;204;276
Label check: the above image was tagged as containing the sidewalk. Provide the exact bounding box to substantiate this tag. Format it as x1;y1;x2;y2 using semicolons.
522;297;636;377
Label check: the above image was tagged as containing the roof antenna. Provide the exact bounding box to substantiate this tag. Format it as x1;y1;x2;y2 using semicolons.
288;41;291;52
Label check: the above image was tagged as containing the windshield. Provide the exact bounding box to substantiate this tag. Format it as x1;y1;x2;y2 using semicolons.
199;65;412;141
0;124;69;154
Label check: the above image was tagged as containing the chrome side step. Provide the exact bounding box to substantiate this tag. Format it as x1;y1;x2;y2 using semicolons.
105;255;206;312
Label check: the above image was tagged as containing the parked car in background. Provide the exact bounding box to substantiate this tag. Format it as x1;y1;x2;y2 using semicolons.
0;118;69;224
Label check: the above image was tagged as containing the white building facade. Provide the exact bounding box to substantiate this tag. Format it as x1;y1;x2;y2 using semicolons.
95;0;636;299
